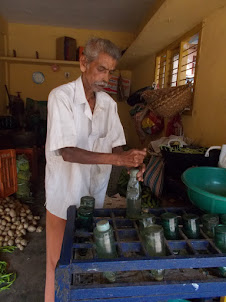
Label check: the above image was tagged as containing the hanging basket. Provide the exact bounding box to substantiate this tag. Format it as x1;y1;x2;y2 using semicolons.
141;84;193;118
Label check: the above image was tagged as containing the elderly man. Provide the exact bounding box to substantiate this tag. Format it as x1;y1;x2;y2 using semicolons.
45;37;146;301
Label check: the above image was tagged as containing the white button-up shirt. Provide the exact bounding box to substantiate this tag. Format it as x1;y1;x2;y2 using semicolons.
45;76;126;219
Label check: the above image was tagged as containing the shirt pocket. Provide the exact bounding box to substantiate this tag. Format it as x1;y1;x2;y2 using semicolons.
92;135;112;154
90;135;113;197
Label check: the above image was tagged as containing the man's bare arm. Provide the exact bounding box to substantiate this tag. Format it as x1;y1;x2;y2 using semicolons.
60;147;146;168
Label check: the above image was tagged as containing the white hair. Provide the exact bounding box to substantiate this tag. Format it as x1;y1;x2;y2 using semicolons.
83;37;121;63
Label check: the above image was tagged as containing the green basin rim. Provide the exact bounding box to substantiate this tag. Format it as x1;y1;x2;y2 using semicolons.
182;167;226;202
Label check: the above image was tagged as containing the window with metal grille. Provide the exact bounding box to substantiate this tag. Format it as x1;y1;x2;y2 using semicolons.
154;29;200;89
167;46;180;87
155;54;166;88
179;33;199;86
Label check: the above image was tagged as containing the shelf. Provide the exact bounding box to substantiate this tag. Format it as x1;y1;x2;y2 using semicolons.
0;56;80;67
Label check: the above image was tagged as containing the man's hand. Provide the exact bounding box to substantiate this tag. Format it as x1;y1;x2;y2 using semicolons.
117;148;147;168
128;163;146;181
136;163;146;182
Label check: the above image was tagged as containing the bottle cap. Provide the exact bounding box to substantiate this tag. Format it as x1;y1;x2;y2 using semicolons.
183;213;199;221
80;196;95;208
130;168;139;178
161;212;178;220
81;196;95;202
96;220;110;232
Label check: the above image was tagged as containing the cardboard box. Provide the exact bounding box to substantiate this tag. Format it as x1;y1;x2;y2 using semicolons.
56;36;77;61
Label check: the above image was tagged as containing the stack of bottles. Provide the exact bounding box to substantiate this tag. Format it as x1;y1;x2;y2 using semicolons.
76;196;95;256
77;195;118;282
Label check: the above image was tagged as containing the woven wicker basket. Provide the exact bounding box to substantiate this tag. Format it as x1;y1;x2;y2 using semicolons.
142;84;193;118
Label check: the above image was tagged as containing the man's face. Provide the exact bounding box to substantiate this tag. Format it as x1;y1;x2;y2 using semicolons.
80;52;117;92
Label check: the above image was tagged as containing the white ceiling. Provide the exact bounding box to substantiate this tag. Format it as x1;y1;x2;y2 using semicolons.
0;0;157;33
119;0;226;68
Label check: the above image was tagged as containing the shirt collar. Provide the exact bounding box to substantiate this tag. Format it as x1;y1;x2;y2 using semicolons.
74;76;105;111
74;76;87;105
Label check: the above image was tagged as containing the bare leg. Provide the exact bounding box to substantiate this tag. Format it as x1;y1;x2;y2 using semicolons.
45;210;66;302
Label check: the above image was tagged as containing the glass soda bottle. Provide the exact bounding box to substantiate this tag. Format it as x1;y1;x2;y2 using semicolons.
161;212;179;240
142;224;166;281
77;206;93;256
126;168;141;219
214;225;226;277
93;220;117;282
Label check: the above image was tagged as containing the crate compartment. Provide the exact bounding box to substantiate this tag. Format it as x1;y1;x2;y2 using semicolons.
190;240;221;255
117;229;139;242
120;242;145;258
73;245;94;260
94;208;111;218
167;240;196;256
115;219;133;229
179;227;206;240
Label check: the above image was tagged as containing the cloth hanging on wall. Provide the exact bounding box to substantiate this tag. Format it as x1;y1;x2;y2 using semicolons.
130;105;164;143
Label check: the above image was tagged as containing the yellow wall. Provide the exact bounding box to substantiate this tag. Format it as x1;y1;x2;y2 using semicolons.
8;23;134;59
128;55;157;148
4;23;135;145
7;23;134;100
131;55;155;93
0;16;8;114
182;6;226;146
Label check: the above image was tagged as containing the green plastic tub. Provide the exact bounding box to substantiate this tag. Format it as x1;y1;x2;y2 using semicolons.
182;167;226;214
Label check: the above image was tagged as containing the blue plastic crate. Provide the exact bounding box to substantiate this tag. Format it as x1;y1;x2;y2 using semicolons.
55;206;226;301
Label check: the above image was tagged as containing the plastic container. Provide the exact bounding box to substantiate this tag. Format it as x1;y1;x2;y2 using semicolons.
161;212;179;240
182;167;226;214
93;220;117;282
126;169;141;219
0;149;17;198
